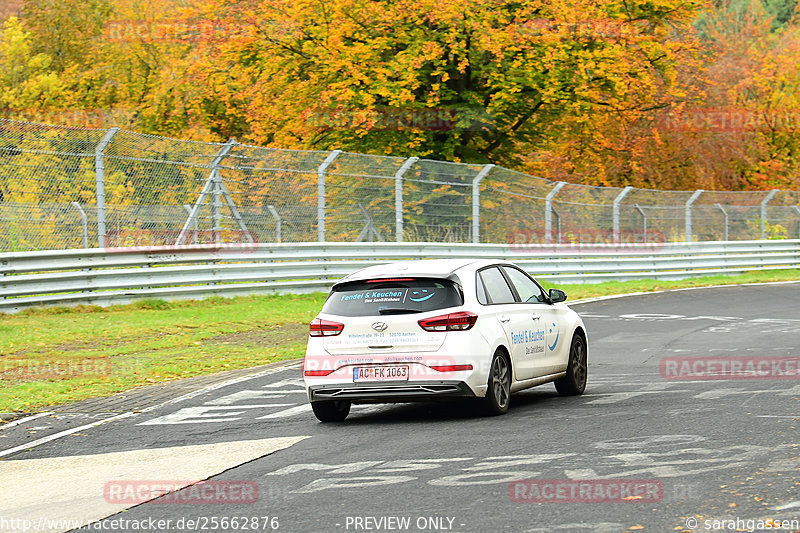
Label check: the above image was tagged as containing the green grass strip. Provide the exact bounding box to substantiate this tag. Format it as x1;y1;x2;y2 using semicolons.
1;269;798;413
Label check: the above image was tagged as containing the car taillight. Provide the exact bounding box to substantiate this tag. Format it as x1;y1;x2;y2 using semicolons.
304;369;335;376
418;311;478;332
309;318;344;337
431;364;474;372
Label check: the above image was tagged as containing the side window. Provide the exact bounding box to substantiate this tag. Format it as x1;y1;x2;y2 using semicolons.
476;272;488;305
503;267;546;303
479;267;516;304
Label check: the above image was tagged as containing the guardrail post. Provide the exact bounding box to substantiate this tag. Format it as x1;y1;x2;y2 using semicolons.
95;127;119;248
71;202;88;248
317;150;341;242
760;189;778;239
545;182;566;245
471;164;494;244
715;203;729;241
613;186;634;244
267;205;282;243
634;204;647;243
394;156;418;242
685;189;703;243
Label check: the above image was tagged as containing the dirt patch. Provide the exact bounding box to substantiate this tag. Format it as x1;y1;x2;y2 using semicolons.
205;323;308;348
3;334;161;358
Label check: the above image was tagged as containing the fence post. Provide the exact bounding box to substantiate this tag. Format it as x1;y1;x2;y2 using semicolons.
633;204;647;243
552;206;562;244
182;205;198;244
393;156;418;242
715;203;728;241
760;189;779;239
95;127;119;248
176;139;237;245
317;150;341;242
793;206;800;238
685;189;703;243
545;182;566;245
71;202;88;249
612;186;634;244
267;205;282;243
471;164;494;244
210;140;237;243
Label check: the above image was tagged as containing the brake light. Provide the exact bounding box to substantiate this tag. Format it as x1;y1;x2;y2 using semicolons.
366;278;414;283
304;369;335;376
431;364;474;372
418;311;478;332
309;318;344;337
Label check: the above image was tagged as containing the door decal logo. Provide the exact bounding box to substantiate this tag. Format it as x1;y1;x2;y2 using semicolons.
548;323;559;351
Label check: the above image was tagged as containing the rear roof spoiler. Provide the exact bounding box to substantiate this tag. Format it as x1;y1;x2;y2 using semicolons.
331;272;463;292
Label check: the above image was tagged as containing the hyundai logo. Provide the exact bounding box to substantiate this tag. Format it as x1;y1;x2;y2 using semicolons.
371;322;388;332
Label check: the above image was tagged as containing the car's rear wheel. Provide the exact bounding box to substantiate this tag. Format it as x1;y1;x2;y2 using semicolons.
311;400;351;422
484;350;511;415
554;333;587;396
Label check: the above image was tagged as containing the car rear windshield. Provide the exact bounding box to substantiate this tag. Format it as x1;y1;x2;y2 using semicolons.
322;278;463;317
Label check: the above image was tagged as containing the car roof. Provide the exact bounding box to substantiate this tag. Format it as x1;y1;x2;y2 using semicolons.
337;258;513;284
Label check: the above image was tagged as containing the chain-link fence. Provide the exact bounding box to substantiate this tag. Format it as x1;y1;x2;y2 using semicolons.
1;118;799;252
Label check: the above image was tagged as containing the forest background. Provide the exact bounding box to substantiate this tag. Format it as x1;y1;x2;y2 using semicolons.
2;0;799;192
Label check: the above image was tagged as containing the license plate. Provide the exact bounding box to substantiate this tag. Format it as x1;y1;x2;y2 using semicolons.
353;365;409;382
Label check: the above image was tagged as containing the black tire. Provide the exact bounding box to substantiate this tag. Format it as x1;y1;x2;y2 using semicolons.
311;400;351;422
484;350;511;415
554;333;587;396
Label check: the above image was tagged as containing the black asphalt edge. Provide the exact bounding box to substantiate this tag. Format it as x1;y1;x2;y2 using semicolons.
0;358;304;426
568;279;800;306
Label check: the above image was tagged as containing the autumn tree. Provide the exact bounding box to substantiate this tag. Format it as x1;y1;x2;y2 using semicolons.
178;0;703;167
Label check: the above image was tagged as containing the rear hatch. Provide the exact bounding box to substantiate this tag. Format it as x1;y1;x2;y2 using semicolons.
320;277;463;356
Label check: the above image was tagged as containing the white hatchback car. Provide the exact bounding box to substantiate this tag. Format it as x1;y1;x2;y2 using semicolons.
303;259;588;422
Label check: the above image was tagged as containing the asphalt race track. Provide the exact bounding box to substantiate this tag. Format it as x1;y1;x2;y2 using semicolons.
1;282;798;533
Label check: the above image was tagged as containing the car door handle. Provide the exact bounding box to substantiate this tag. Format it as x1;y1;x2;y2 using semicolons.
531;314;541;321
499;316;510;323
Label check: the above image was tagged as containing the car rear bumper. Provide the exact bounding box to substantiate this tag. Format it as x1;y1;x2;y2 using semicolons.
308;380;475;403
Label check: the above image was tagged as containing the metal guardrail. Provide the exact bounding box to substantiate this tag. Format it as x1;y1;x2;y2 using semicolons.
1;240;798;313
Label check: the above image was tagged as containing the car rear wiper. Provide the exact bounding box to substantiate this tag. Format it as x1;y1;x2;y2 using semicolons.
378;308;422;315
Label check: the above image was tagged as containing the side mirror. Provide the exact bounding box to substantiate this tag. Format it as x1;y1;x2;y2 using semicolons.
549;288;567;303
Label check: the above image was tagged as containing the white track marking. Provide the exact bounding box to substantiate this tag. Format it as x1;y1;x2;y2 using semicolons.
0;412;53;430
257;404;312;419
772;501;800;511
139;404;296;425
0;413;134;459
0;436;308;533
0;364;298;457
